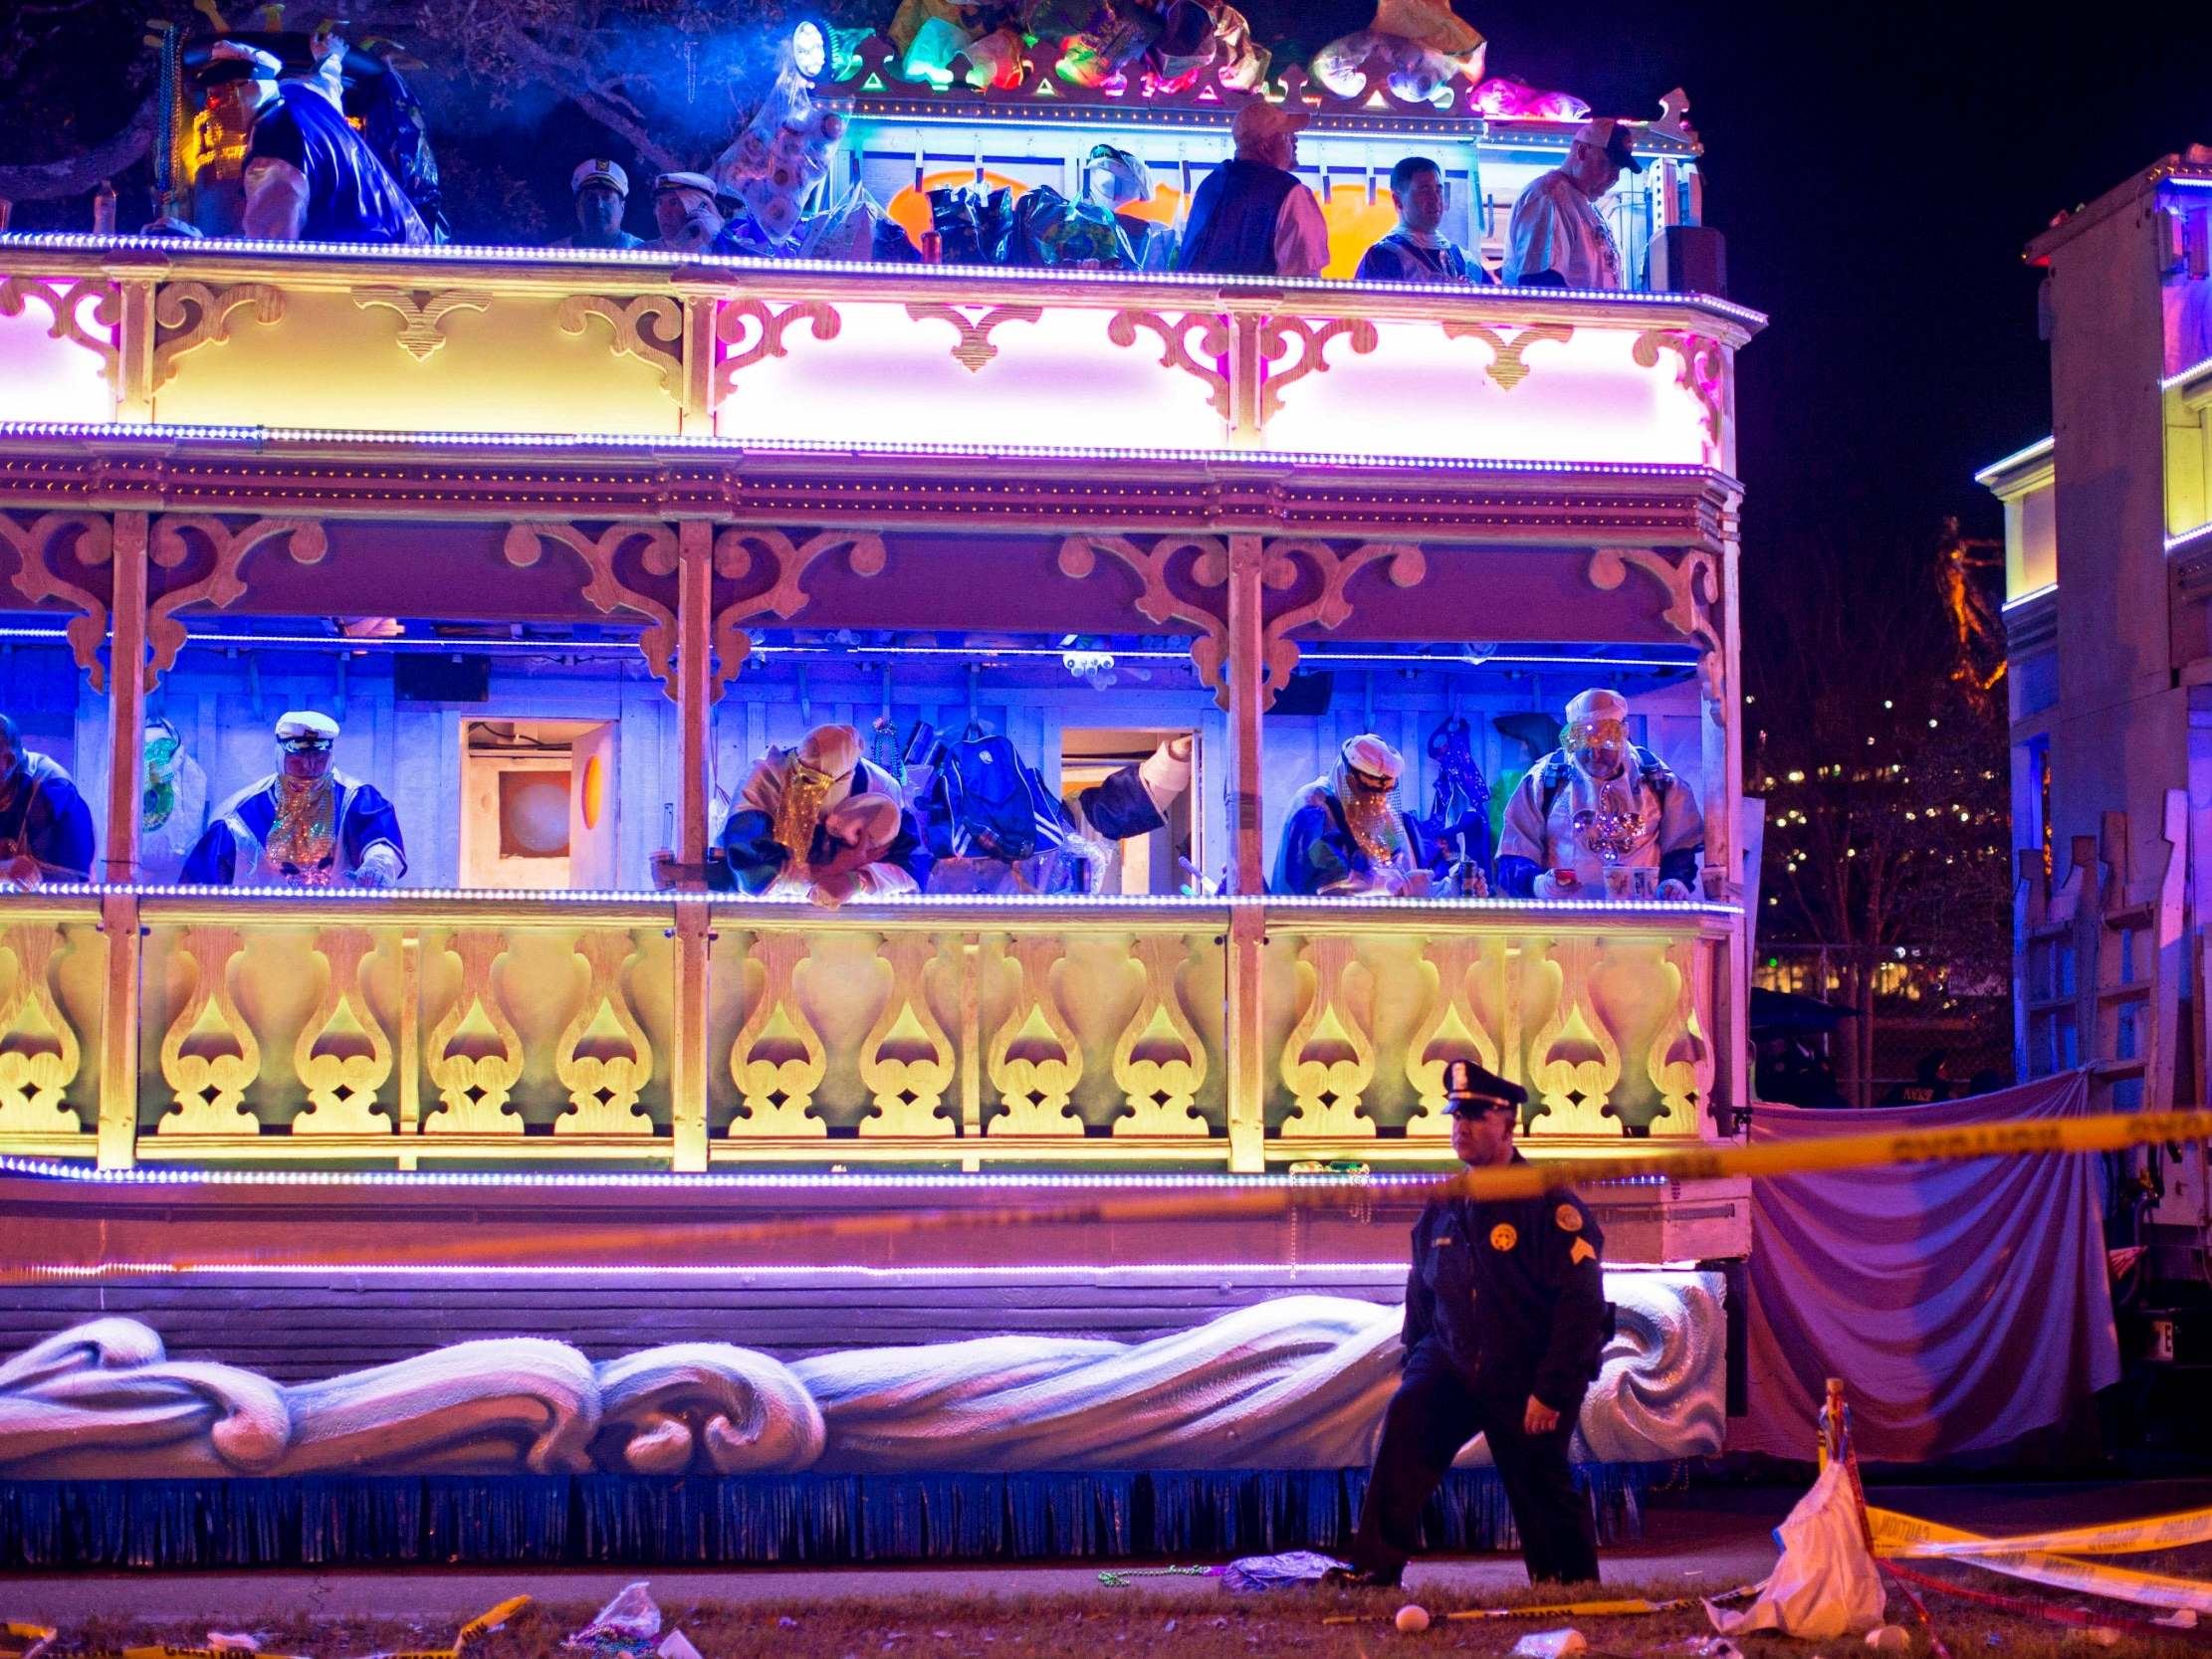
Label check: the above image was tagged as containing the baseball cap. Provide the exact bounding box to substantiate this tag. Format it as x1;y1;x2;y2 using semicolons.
1572;116;1645;174
1231;98;1311;153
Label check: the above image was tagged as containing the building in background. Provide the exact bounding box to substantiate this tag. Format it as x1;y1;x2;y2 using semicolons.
1981;147;2211;1310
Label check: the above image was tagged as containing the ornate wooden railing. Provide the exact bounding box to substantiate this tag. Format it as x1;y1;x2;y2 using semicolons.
0;239;1755;470
0;889;1729;1172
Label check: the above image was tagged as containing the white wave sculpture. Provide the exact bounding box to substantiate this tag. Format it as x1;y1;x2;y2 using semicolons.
0;1278;1723;1479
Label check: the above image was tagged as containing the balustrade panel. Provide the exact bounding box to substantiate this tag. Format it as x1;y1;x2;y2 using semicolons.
0;899;104;1151
1265;909;1722;1157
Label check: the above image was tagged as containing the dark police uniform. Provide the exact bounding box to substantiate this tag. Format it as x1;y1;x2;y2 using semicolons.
1344;1068;1612;1585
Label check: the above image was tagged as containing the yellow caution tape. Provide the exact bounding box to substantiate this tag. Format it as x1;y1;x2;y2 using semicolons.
1880;1504;2212;1559
122;1650;311;1659
1870;1506;2212;1613
25;1104;2209;1277
0;1624;55;1659
1320;1585;1759;1625
452;1595;531;1647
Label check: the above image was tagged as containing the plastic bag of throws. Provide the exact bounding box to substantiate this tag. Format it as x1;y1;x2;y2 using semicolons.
1510;1630;1589;1659
566;1581;662;1646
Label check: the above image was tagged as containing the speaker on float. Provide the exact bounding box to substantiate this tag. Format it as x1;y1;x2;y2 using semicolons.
394;654;492;703
1264;672;1336;717
1647;225;1727;297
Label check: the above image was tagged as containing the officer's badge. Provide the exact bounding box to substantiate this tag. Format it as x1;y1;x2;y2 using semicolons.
1489;1223;1517;1251
1570;1238;1598;1265
1555;1203;1583;1233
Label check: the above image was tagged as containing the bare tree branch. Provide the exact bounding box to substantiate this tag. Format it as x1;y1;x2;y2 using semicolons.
0;92;157;202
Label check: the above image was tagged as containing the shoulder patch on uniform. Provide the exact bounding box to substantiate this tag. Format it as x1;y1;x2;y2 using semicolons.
1489;1223;1518;1251
1555;1203;1583;1233
1570;1237;1598;1265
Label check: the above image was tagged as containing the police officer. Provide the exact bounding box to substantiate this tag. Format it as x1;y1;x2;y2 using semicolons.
1332;1060;1612;1587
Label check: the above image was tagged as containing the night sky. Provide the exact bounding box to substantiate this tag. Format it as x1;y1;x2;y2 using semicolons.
1261;0;2211;574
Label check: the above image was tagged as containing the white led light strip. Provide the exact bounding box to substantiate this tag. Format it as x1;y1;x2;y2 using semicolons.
0;1153;1672;1191
0;419;1719;479
17;881;1739;917
0;232;1768;325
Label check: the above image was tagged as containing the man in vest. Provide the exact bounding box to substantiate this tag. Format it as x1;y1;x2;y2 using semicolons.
1494;688;1702;900
1501;116;1641;290
1175;98;1329;279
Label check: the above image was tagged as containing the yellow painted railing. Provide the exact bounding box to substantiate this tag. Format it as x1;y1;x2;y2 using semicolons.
0;889;1732;1172
0;239;1755;470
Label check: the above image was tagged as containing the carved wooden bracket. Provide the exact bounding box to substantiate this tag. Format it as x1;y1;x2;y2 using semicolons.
1106;311;1232;421
423;929;525;1134
713;299;840;408
1403;935;1504;1136
0;276;122;389
351;287;494;361
0;925;84;1136
1256;537;1427;708
1055;532;1232;707
1440;320;1574;391
1525;937;1623;1135
150;282;284;391
1110;934;1208;1137
555;295;686;396
0;512;113;692
146;516;329;692
729;931;827;1137
156;927;261;1136
505;522;681;699
1587;545;1726;707
708;527;887;698
553;932;654;1136
1633;328;1728;454
986;936;1083;1136
904;303;1043;372
857;933;957;1137
291;927;394;1135
1278;935;1376;1139
1256;315;1377;426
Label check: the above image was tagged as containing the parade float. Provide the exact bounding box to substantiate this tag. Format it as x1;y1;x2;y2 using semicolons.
0;7;1757;1564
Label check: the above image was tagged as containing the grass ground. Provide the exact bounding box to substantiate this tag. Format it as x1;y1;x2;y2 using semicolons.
47;1570;2212;1659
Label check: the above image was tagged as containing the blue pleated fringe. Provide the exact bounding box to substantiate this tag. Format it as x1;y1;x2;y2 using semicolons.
0;1465;1654;1568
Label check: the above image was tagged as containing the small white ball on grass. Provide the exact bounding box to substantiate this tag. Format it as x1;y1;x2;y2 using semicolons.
1396;1604;1432;1634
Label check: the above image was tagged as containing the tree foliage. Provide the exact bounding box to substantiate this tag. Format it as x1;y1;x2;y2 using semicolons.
1745;536;2012;1099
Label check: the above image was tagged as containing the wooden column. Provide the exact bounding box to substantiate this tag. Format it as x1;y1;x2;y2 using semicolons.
670;903;712;1172
671;519;715;1171
676;519;714;875
1224;531;1268;1171
96;890;141;1169
103;511;149;883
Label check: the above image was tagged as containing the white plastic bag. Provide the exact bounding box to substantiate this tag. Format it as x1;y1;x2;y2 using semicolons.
1708;1461;1884;1640
1510;1631;1588;1659
568;1581;663;1644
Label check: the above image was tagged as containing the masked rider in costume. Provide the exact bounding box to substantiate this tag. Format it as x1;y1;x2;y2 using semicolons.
139;716;209;883
0;715;96;888
182;712;406;887
1274;733;1437;897
1494;688;1702;900
202;35;431;245
714;724;923;906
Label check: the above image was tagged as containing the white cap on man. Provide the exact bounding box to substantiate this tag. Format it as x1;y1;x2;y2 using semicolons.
571;158;629;198
1563;688;1629;727
274;710;340;743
